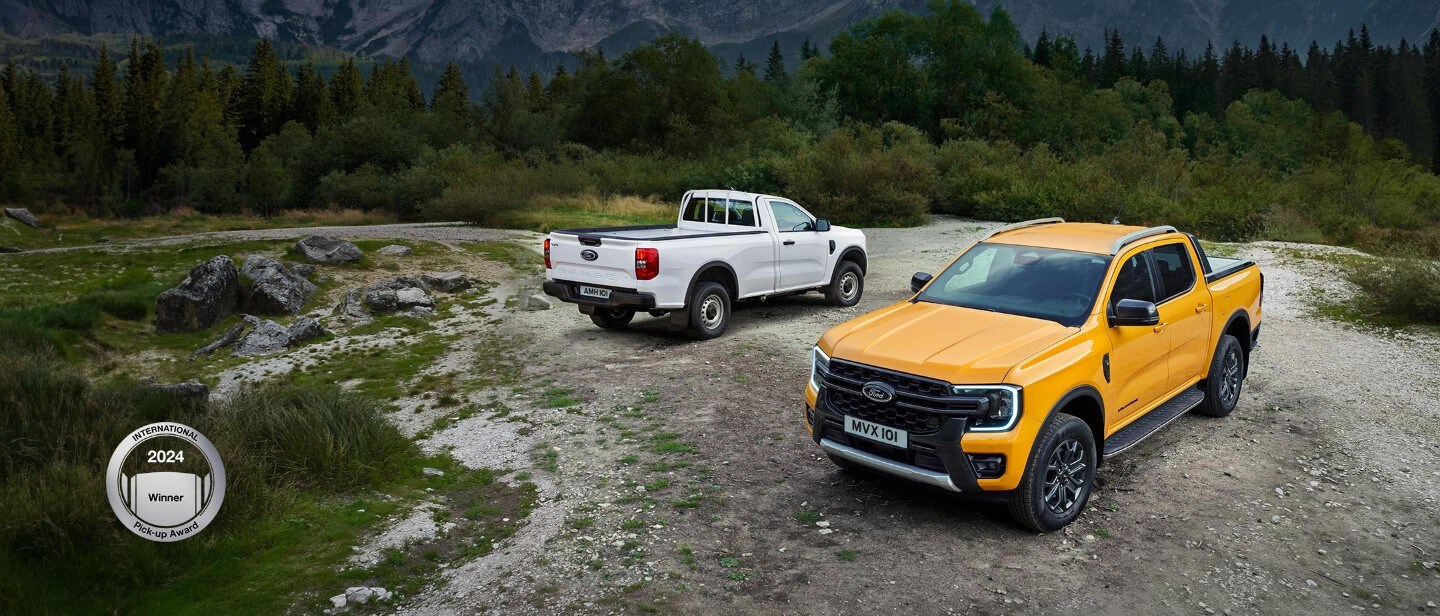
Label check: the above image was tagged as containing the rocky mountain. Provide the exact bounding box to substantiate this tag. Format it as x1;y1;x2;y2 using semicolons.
2;0;1437;68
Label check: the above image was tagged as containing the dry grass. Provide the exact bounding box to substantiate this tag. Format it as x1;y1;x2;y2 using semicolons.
514;193;674;231
6;208;396;250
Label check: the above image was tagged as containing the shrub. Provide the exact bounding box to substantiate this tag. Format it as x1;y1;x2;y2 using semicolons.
778;122;936;226
1344;254;1440;324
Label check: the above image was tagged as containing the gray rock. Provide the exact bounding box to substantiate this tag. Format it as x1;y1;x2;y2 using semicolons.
240;255;316;315
395;286;433;308
234;319;290;356
333;289;370;321
294;235;363;264
189;321;248;359
422;271;472;292
4;207;40;228
422;467;445;477
290;263;317;279
144;380;211;400
377;244;412;256
287;316;327;343
404;306;436;318
342;586;390;605
156;256;241;333
363;288;399;312
517;294;552;311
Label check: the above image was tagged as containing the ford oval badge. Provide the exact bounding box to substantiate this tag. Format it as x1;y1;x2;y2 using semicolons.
581;249;598;261
861;381;896;403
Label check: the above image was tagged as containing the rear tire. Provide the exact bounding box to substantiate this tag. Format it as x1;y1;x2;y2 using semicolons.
686;282;731;340
1008;413;1096;532
825;262;864;307
1195;334;1244;417
590;308;635;330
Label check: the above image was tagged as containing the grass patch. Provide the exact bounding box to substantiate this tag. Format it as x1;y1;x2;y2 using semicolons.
794;511;821;524
1342;255;1440;325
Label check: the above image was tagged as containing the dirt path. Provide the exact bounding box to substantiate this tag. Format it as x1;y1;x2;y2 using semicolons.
386;216;1439;615
16;221;520;253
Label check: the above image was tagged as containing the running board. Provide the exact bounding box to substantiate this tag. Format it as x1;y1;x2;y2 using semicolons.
1103;388;1204;458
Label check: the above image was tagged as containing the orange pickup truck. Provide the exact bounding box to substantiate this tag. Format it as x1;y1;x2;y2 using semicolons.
804;219;1263;531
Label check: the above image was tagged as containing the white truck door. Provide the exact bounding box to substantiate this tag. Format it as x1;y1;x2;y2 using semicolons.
767;199;829;289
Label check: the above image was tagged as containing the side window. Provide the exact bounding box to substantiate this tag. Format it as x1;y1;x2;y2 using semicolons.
1151;243;1195;301
769;201;814;232
1109;251;1156;310
727;200;757;227
682;197;706;223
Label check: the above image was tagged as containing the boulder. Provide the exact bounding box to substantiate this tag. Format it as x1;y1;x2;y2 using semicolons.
395;287;433;308
363;288;399;312
143;379;211;400
3;207;40;228
155;256;241;333
422;271;472;293
377;244;412;256
234;319;290;356
290;263;317;279
287;316;327;343
509;293;552;311
339;277;433;317
240;255;317;315
294;235;362;264
333;289;370;321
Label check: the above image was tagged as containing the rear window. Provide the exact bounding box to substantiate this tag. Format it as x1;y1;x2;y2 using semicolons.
681;197;757;226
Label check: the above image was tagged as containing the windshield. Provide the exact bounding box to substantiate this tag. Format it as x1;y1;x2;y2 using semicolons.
916;242;1111;326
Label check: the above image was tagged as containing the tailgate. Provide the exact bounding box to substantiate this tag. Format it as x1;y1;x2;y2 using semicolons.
548;233;639;288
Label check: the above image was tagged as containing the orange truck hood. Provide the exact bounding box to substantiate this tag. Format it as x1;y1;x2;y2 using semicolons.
822;300;1077;385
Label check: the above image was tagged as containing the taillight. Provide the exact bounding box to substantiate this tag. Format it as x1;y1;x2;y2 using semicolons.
635;247;659;280
543;238;551;269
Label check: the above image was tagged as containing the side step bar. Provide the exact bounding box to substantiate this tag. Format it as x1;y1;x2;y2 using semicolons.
1103;387;1205;458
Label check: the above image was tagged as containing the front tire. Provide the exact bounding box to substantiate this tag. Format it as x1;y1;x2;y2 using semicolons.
1008;413;1096;532
1195;334;1245;417
686;282;731;340
590;308;635;330
825;262;864;307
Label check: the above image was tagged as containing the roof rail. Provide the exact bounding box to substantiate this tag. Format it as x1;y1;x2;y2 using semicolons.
983;217;1065;240
1110;225;1178;255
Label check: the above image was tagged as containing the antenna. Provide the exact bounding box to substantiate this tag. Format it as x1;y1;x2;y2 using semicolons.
1110;202;1124;225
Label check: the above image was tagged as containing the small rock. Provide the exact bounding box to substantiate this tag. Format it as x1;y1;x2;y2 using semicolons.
377;244;413;256
815;521;830;528
818;528;833;535
143;379;211;400
329;594;347;608
395;287;434;308
422;467;445;477
510;294;552;311
1318;549;1328;555
1270;515;1282;524
234;319;290;356
3;207;40;228
295;236;363;264
404;306;437;318
1306;579;1318;588
1426;601;1435;608
422;271;472;292
287;316;327;343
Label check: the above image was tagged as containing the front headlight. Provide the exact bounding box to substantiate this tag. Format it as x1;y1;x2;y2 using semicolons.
952;385;1021;432
809;346;831;392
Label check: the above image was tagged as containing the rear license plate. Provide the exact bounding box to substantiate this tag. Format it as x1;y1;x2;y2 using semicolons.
578;285;612;300
844;416;907;448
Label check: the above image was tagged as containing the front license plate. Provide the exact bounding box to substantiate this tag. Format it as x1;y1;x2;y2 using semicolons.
578;285;612;300
844;416;907;448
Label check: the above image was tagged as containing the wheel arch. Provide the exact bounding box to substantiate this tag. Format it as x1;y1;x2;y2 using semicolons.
1218;308;1253;375
1041;384;1106;466
686;260;738;303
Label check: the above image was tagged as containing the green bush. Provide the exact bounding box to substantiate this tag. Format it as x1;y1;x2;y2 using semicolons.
778;122;936;226
1344;254;1440;324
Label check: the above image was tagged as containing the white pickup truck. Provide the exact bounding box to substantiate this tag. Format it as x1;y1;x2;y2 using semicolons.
542;190;869;339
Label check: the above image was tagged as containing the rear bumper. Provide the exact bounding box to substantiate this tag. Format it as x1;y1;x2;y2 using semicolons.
543;280;658;311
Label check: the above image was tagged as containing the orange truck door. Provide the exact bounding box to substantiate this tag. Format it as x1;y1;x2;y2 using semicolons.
1150;242;1211;391
1103;248;1170;427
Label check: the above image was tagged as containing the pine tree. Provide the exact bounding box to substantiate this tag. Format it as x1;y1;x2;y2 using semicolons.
91;43;121;148
122;38;169;192
238;38;293;151
1423;29;1440;172
763;40;787;84
1149;37;1171;82
1199;42;1221;115
1033;30;1053;67
330;57;365;120
1100;29;1126;87
1127;46;1148;82
734;54;757;76
291;62;329;132
800;37;818;60
432;61;470;116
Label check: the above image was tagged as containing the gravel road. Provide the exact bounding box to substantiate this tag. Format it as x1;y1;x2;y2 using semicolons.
390;216;1439;615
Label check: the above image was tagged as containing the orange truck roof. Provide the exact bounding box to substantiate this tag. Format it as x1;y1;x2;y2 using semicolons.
984;222;1182;255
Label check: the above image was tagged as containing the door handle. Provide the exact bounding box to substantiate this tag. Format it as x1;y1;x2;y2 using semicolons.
783;240;796;246
1153;322;1169;333
1195;303;1208;313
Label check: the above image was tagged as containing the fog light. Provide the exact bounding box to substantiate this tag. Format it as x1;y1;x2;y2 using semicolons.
968;454;1006;479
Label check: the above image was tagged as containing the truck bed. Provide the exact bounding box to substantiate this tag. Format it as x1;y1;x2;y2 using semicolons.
1204;256;1255;283
551;224;766;242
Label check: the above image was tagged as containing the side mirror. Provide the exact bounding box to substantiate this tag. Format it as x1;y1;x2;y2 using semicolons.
910;272;933;293
814;219;831;232
1110;298;1160;326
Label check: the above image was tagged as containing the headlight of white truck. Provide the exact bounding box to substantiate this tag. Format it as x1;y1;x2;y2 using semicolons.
952;385;1021;432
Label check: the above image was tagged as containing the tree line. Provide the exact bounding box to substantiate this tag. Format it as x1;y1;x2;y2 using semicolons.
0;0;1436;251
